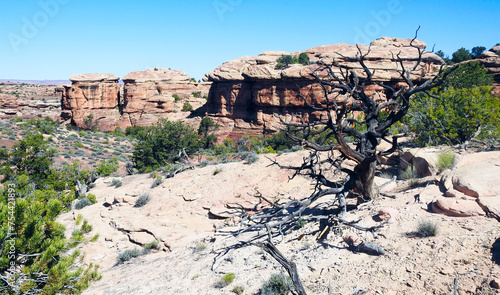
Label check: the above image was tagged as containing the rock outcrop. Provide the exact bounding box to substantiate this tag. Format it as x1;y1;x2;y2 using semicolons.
121;68;210;127
61;73;123;131
204;37;444;139
61;69;210;131
479;45;500;97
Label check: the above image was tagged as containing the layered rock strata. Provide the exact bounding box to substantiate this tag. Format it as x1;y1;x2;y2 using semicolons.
61;73;123;131
121;68;210;127
204;37;445;139
61;69;210;131
479;45;500;97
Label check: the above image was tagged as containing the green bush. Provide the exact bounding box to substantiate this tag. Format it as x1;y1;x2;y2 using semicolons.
436;151;455;172
75;197;93;210
135;193;151;208
21;117;59;134
132;119;202;172
214;273;236;288
406;86;500;146
83;114;99;131
232;286;245;294
182;102;194;112
151;176;163;188
192;91;202;98
442;61;494;89
416;220;438;237
96;157;119;176
111;179;122;188
172;94;181;102
116;248;143;265
260;273;292;295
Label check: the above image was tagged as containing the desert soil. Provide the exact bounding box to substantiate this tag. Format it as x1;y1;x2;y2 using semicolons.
57;150;500;295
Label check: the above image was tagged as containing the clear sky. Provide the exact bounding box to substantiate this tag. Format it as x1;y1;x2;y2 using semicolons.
0;0;498;81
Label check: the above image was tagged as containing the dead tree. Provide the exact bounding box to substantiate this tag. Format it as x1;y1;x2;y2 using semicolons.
214;30;457;294
281;29;457;204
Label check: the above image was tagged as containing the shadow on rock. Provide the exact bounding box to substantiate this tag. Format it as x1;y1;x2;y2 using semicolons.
492;238;500;265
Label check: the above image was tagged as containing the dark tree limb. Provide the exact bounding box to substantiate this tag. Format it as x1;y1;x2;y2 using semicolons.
254;241;308;295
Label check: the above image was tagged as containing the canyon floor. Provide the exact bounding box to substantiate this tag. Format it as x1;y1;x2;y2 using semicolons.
57;149;500;295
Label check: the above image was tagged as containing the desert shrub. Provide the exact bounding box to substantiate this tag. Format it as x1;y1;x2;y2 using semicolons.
135;193;151;207
436;151;455;172
240;151;259;164
96;157;119;176
151;176;163;188
232;286;245;295
213;167;222;175
416;220;438;237
214;273;236;288
265;131;297;152
182;102;194;112
192;91;202;98
296;218;307;228
86;193;98;204
116;248;143;265
21;117;59;134
406;86;500;146
400;165;417;180
260;273;292;295
131;119;202;172
442;61;493;89
75;197;93;210
276;53;310;69
83;114;99;131
111;179;122;188
172;94;181;102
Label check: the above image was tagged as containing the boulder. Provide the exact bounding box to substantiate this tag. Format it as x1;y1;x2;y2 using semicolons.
128;231;156;246
477;197;500;221
400;148;441;177
431;198;485;217
451;151;500;198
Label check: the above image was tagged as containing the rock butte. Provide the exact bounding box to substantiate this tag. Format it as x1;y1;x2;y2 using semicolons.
59;38;500;138
61;69;210;131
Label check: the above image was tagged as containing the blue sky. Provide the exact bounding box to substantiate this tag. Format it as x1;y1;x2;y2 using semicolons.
0;0;499;80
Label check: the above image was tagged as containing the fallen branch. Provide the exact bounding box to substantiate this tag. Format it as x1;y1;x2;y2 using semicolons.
254;241;308;295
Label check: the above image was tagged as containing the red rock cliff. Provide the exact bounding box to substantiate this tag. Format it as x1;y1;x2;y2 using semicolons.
203;37;444;139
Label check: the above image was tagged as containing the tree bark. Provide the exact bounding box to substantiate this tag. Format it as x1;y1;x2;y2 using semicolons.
353;158;379;203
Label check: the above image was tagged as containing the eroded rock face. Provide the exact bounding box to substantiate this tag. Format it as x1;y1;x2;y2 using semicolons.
121;68;210;127
61;73;123;131
204;37;444;139
61;69;211;131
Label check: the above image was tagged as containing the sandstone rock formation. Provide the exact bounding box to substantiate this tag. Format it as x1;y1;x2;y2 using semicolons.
61;73;123;131
61;69;210;131
479;45;500;97
204;37;444;139
121;68;210;127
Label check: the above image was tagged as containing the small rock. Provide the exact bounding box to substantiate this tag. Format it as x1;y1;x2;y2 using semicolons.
377;207;400;222
343;232;361;246
209;207;240;219
128;232;156;246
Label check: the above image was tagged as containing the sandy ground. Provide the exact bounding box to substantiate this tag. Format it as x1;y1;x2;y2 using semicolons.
57;150;500;295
